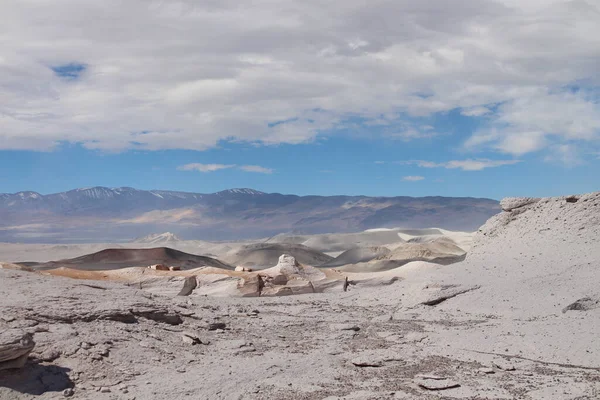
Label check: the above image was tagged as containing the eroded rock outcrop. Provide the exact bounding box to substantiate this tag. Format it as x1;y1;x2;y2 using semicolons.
0;329;35;370
499;197;540;212
234;254;329;297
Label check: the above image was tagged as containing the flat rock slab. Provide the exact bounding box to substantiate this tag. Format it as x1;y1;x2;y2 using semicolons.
500;197;540;212
414;376;460;391
421;285;480;306
351;357;384;367
492;360;516;371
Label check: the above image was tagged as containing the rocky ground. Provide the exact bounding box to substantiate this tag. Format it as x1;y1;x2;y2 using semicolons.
1;192;600;399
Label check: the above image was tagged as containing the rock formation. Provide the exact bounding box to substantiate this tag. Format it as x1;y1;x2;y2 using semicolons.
0;330;35;371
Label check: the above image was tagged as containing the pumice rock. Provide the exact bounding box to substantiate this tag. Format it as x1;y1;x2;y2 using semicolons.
0;329;35;371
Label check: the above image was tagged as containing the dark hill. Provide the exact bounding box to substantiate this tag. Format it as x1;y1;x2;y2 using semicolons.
34;247;234;271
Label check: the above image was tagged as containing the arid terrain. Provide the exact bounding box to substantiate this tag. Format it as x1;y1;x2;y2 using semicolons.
1;192;600;399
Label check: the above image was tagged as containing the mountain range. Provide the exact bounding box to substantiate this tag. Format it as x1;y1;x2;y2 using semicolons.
0;187;499;243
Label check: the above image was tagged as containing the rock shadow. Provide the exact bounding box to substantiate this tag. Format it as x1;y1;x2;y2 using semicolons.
0;361;72;395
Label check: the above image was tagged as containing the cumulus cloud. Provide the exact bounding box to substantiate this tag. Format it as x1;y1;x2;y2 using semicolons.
239;165;274;174
402;176;425;181
404;159;521;171
177;163;235;172
0;0;599;158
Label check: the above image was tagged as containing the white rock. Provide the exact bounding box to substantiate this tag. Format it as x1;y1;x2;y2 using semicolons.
500;197;540;212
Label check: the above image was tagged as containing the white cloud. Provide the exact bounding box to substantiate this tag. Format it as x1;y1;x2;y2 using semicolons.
544;144;584;167
405;158;521;171
178;163;273;173
461;106;492;117
402;175;425;181
239;165;274;174
0;0;599;159
465;90;600;156
177;163;235;172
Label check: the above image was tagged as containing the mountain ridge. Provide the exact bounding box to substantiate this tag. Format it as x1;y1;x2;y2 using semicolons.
0;186;500;243
0;186;497;201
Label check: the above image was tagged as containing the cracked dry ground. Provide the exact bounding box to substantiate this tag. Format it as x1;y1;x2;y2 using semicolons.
2;269;600;399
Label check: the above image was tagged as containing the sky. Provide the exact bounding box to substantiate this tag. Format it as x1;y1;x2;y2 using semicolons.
1;0;599;199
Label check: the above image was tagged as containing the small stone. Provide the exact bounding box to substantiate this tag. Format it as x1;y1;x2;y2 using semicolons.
351;356;383;367
492;360;516;371
38;349;61;362
208;322;227;331
182;331;204;345
479;367;495;374
62;388;74;397
182;336;197;345
234;346;256;355
99;387;111;393
331;324;360;331
80;342;92;350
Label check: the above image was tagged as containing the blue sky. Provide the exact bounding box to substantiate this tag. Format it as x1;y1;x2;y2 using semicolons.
1;126;598;200
1;0;599;199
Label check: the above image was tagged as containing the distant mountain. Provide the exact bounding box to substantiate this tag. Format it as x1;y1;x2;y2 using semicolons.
133;232;181;244
0;187;499;243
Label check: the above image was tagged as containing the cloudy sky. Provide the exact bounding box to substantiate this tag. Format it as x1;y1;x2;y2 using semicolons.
1;0;599;198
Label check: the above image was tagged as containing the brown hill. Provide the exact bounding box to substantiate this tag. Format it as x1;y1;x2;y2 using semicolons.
32;247;234;271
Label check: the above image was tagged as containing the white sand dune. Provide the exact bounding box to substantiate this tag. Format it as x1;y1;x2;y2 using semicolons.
323;235;467;272
319;246;392;267
272;230;407;252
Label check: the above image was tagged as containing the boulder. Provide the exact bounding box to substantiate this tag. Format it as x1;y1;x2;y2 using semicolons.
237;275;262;297
177;276;197;296
0;329;35;370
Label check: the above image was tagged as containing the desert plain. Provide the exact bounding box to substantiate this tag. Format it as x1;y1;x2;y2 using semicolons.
1;192;600;399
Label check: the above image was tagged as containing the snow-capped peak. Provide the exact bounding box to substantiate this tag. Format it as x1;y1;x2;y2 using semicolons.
217;188;266;196
133;232;182;243
16;191;42;200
